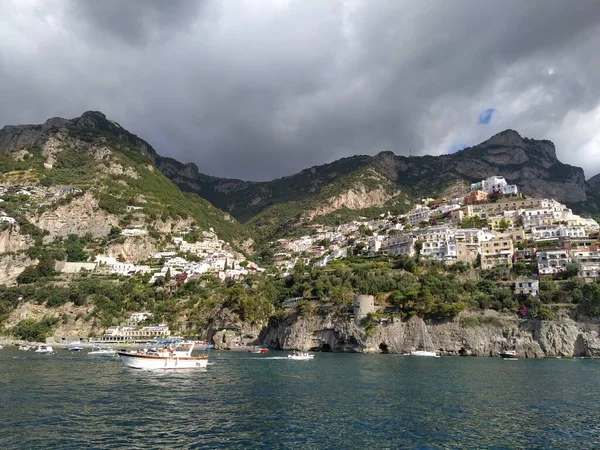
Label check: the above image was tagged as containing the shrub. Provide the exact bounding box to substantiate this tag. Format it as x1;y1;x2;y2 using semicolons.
12;316;59;342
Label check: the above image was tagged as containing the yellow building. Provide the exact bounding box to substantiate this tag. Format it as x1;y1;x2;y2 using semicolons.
481;237;514;270
467;198;545;219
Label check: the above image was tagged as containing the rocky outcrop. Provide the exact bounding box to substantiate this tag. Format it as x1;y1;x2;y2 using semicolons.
106;236;157;264
302;181;401;221
0;254;37;286
209;308;265;349
260;310;600;358
0;227;32;253
4;301;96;341
33;192;118;239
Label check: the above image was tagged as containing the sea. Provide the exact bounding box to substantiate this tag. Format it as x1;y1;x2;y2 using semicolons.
1;349;599;449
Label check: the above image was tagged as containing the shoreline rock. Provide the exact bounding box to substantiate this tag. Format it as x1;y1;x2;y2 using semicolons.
259;310;600;358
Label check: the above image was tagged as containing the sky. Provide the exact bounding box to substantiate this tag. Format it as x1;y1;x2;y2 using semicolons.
1;0;600;181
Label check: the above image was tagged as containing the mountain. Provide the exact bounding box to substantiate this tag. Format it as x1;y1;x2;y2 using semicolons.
2;112;597;242
588;173;600;191
159;129;597;237
0;111;250;252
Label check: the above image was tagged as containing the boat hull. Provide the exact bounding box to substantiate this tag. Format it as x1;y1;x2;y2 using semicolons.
88;351;117;357
118;352;209;370
287;354;314;360
409;350;440;357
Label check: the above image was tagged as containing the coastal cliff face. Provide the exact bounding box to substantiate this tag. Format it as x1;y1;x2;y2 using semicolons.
260;311;600;358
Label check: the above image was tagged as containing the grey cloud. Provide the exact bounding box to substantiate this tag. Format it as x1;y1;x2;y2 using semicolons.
66;0;209;45
1;0;600;180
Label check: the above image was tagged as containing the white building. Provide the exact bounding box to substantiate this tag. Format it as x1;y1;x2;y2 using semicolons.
514;278;539;297
154;251;177;259
531;225;587;241
414;227;457;260
406;206;431;226
98;323;171;342
127;312;153;326
0;216;16;224
537;250;571;275
122;228;148;237
470;176;518;195
382;234;417;257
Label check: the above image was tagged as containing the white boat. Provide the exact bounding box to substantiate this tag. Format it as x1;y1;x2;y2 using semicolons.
68;346;83;352
88;347;117;357
0;344;3;350
287;351;314;360
410;321;440;357
500;350;518;360
409;350;440;357
19;345;31;351
35;344;55;354
117;343;208;370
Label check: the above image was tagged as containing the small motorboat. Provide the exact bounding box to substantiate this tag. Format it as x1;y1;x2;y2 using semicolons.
35;345;56;354
287;351;314;361
88;347;117;357
117;343;208;370
500;350;519;360
248;347;269;354
409;350;440;358
68;346;83;352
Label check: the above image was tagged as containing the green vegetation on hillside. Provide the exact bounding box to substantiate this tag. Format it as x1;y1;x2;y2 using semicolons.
3;250;600;340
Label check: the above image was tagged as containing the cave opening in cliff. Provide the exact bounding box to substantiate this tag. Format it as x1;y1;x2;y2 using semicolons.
379;343;389;354
319;343;332;352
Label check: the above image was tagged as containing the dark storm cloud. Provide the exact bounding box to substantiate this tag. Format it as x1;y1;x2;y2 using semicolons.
1;0;600;180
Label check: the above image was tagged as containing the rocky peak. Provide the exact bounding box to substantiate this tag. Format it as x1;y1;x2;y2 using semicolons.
587;173;600;191
482;129;524;148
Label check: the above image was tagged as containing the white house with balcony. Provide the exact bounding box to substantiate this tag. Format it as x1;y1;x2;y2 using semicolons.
531;225;587;241
537;249;571;275
414;227;457;260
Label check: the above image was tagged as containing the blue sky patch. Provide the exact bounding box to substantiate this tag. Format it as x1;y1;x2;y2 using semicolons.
478;108;495;125
449;143;468;154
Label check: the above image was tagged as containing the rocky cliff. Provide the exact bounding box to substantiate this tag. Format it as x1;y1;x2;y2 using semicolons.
33;192;118;240
260;310;600;358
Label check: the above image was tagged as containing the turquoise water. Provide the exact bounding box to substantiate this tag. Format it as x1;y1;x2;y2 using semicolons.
1;349;600;449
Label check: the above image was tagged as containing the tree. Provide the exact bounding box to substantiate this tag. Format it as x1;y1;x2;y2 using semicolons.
318;238;331;248
564;263;580;279
108;226;122;239
414;240;424;264
497;218;510;232
12;317;59;342
353;242;367;256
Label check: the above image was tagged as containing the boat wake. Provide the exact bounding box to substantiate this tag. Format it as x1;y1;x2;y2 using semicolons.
253;356;289;360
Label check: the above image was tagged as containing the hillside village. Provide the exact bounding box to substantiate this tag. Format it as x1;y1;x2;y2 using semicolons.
271;175;600;296
2;174;599;294
1;170;600;344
